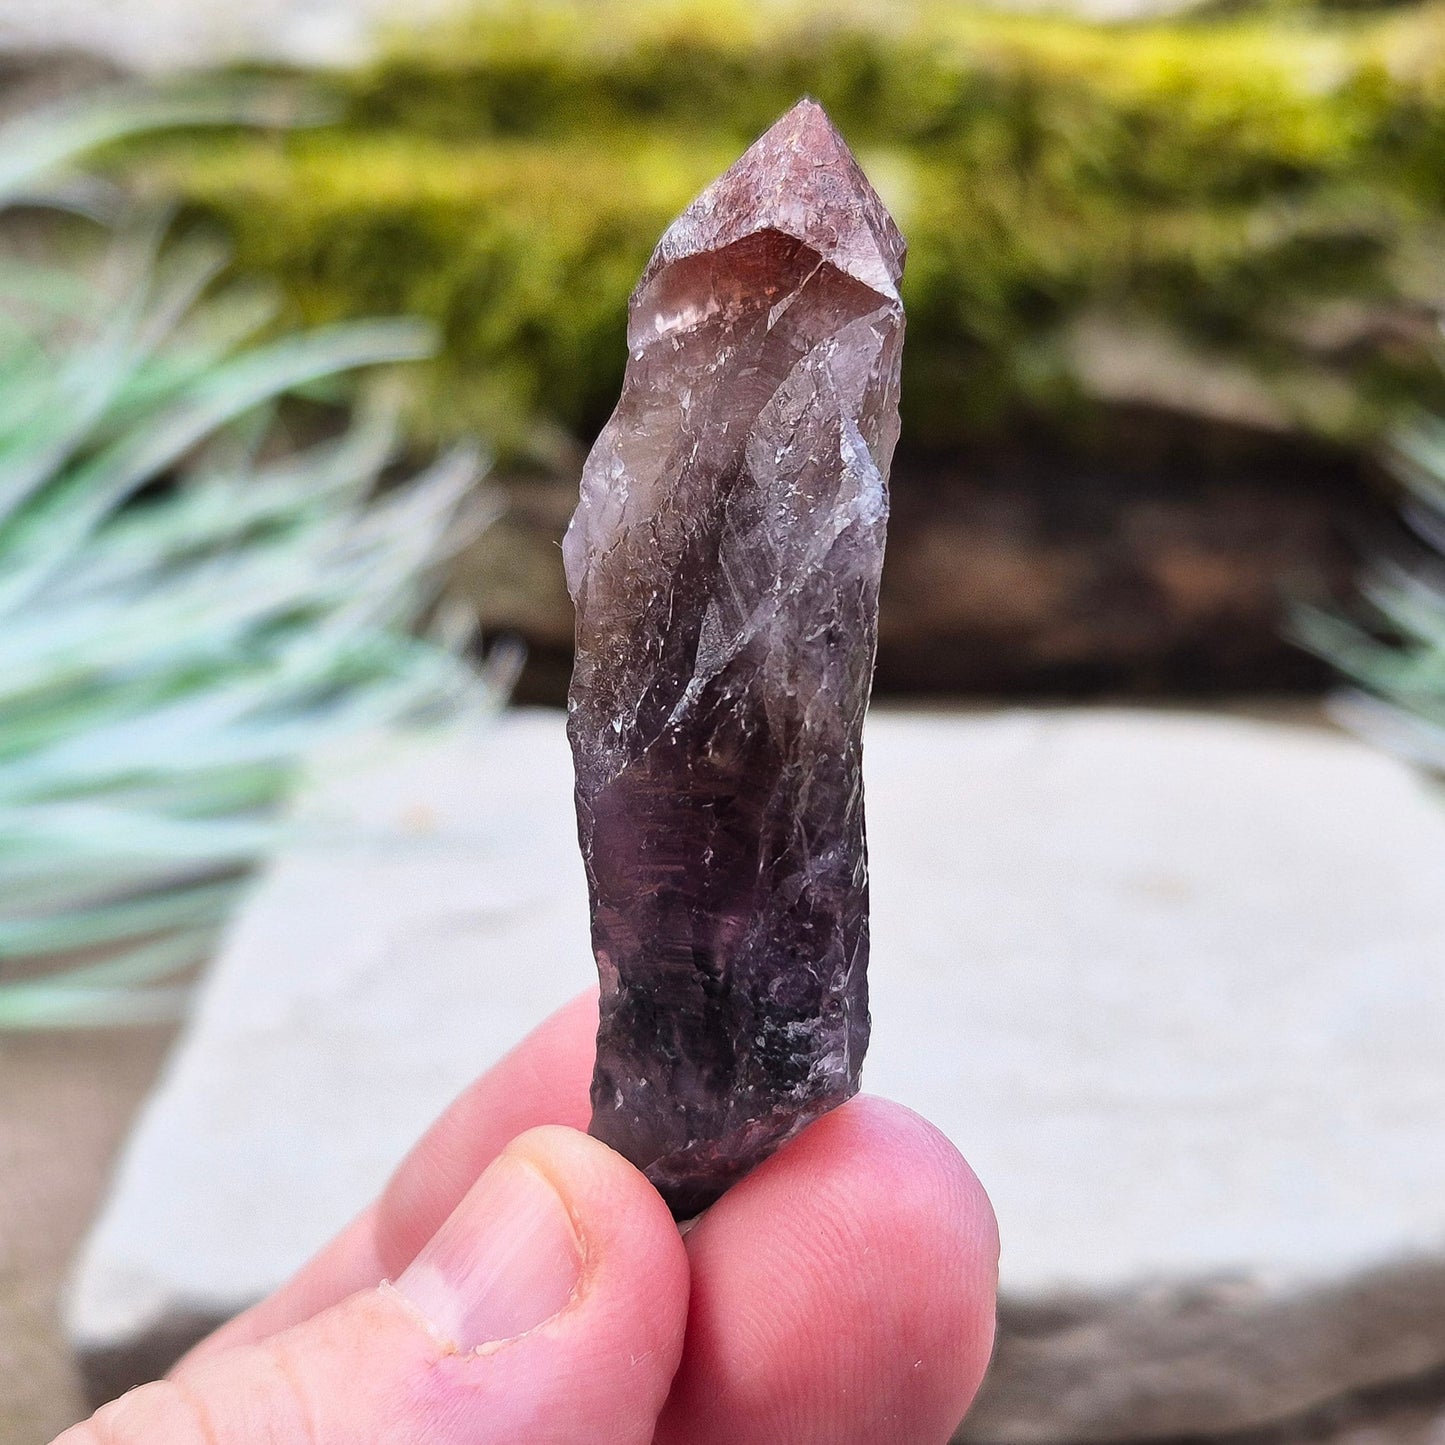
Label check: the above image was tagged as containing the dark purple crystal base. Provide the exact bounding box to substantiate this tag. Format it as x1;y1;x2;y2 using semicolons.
563;101;906;1218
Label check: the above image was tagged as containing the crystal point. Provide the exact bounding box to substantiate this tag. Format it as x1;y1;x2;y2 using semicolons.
564;100;905;1218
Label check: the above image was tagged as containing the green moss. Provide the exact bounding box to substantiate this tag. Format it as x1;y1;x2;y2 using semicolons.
127;0;1445;450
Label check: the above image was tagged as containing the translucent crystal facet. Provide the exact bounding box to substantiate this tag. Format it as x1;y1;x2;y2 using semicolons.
563;100;906;1218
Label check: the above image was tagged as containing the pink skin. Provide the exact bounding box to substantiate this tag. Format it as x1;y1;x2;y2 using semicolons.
57;991;998;1445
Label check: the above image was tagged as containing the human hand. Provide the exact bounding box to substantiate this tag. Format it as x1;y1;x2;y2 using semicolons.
58;990;998;1445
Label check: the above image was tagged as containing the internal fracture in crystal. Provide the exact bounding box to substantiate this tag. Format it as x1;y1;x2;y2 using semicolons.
563;99;906;1218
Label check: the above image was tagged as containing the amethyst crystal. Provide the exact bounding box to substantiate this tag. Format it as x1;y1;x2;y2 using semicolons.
563;99;905;1218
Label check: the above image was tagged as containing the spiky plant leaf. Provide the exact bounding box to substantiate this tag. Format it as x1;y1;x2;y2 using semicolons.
0;97;492;1029
0;80;322;215
1295;327;1445;767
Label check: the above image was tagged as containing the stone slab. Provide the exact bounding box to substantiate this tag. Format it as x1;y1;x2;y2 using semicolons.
67;708;1445;1440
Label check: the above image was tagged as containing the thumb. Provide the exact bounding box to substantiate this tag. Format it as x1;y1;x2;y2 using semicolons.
60;1127;690;1445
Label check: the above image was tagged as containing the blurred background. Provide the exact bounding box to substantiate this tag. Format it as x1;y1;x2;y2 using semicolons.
2;0;1445;1440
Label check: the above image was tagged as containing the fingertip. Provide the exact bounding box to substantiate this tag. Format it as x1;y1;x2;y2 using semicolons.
659;1095;998;1445
153;1125;690;1445
392;1123;689;1377
792;1095;1001;1286
394;1123;689;1442
504;1122;691;1316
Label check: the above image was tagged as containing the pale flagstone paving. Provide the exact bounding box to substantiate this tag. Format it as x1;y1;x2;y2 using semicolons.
63;707;1445;1441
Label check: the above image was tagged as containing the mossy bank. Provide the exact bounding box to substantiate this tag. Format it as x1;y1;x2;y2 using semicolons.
126;0;1445;456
